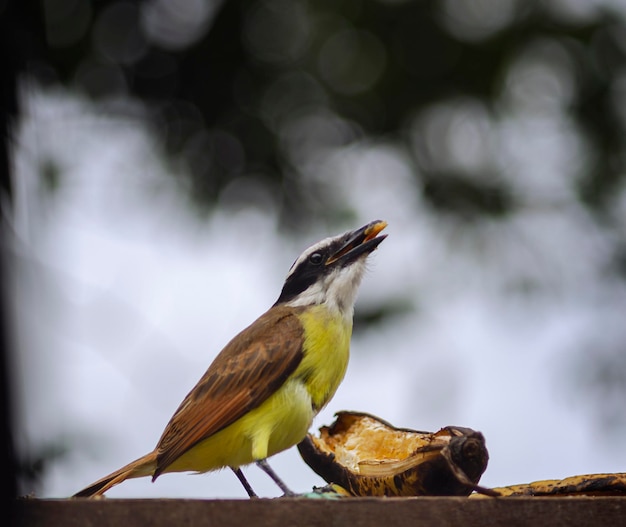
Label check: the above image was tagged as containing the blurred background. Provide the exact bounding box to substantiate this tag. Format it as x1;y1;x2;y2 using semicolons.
3;0;626;498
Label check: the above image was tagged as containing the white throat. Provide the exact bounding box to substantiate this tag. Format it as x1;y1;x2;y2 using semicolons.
285;258;368;319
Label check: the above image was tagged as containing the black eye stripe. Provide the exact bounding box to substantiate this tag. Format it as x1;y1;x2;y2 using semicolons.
275;249;331;305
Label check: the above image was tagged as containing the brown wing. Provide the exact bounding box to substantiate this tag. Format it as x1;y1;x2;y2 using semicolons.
153;305;305;477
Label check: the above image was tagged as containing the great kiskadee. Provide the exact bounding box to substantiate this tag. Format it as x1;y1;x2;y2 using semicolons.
73;220;387;498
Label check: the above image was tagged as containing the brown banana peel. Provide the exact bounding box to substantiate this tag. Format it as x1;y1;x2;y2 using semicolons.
469;472;626;497
298;411;626;499
298;411;492;497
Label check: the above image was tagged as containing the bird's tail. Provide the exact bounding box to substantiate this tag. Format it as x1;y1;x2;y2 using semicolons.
72;451;158;498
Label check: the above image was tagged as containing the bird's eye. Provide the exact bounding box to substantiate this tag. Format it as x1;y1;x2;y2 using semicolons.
309;252;323;265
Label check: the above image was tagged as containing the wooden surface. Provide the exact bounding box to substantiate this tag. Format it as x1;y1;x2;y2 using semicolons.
15;497;626;527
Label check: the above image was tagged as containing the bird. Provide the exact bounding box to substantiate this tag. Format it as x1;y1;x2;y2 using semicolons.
73;219;387;498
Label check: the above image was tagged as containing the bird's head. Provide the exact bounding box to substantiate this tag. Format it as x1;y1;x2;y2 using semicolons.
275;220;387;317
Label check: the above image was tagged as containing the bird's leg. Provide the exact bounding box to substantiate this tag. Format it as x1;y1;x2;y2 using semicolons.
231;467;258;498
256;459;297;497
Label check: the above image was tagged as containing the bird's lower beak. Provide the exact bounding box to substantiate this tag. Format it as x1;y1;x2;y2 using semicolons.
326;220;388;266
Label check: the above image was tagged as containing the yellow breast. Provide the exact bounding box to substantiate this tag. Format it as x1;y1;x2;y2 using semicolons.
164;304;353;474
294;305;352;412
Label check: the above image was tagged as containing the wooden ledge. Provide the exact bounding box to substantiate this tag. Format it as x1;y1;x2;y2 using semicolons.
15;497;626;527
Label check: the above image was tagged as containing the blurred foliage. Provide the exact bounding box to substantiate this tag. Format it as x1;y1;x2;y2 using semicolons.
16;441;68;497
15;0;626;227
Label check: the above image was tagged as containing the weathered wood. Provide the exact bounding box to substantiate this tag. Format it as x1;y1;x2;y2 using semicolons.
15;497;626;527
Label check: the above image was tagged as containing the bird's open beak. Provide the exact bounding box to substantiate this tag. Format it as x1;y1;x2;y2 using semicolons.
326;220;388;266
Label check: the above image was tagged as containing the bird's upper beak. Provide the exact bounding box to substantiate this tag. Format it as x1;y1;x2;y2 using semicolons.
326;220;388;266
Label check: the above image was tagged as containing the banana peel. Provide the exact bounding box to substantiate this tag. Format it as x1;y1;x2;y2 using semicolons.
297;411;492;497
469;473;626;498
298;411;626;499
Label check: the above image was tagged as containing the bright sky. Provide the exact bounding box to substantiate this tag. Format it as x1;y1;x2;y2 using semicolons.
9;83;626;499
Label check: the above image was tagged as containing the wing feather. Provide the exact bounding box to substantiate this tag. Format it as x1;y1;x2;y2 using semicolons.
154;305;305;476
